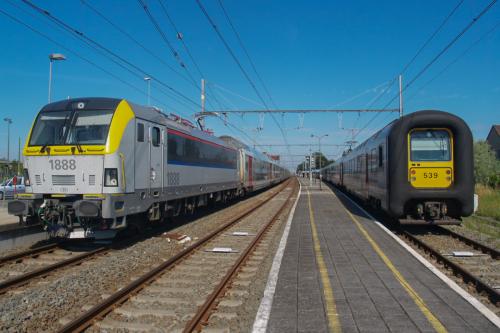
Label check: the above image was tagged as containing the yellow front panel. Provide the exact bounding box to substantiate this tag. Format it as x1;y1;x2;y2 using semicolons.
408;128;454;189
409;167;452;188
23;99;134;156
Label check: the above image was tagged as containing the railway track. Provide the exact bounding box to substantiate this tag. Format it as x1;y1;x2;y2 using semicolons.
400;225;500;307
0;242;108;294
57;178;297;333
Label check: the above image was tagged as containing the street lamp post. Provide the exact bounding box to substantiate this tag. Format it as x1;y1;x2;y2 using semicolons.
144;77;151;106
3;118;12;162
48;53;66;103
311;134;328;190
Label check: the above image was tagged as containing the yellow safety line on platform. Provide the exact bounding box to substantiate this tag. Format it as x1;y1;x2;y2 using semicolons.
335;194;447;333
307;189;341;333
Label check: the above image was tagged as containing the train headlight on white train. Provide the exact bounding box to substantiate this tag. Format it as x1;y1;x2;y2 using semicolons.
23;169;30;186
104;168;119;187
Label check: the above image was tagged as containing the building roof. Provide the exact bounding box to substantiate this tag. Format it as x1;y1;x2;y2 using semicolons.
494;125;500;136
487;125;500;140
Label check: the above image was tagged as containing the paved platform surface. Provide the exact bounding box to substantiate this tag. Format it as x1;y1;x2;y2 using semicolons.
267;178;497;333
0;201;19;227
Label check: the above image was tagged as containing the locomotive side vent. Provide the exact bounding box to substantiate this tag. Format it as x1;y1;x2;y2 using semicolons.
52;175;76;186
35;175;42;186
89;175;96;186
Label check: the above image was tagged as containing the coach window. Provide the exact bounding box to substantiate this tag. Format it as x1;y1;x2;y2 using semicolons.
137;123;144;142
152;127;161;147
378;146;384;167
370;148;377;172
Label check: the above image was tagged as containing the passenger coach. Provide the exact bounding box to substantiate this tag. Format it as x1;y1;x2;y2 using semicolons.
322;110;473;224
8;98;288;239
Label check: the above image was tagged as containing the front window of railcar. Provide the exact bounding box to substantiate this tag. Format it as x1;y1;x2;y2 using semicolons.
410;130;451;161
29;110;114;146
29;111;72;146
66;110;114;145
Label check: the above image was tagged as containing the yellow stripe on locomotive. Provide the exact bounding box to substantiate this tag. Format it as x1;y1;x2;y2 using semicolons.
407;128;454;189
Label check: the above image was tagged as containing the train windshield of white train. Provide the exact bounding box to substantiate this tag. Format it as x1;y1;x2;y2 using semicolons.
410;130;451;161
66;110;114;145
29;109;114;146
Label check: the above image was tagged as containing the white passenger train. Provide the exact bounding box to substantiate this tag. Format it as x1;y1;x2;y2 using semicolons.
8;98;289;239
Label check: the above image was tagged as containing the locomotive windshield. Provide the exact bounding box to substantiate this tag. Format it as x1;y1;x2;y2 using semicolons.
29;109;114;146
410;129;451;161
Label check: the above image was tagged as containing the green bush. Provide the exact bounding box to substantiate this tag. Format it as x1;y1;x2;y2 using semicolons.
474;141;500;188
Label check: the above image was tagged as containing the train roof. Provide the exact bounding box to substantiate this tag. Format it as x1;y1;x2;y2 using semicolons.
219;135;277;163
40;98;286;164
325;110;466;169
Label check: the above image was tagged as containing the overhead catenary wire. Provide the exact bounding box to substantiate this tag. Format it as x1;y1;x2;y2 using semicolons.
406;20;500;103
352;0;497;143
3;2;268;155
136;0;199;88
379;0;498;111
195;0;291;155
363;0;465;112
13;0;198;113
21;0;201;110
216;0;277;109
9;0;197;113
347;0;466;147
155;0;225;111
79;0;197;90
0;7;189;116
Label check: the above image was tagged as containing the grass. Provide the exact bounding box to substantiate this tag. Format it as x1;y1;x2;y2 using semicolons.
461;216;500;244
459;185;500;246
475;184;500;221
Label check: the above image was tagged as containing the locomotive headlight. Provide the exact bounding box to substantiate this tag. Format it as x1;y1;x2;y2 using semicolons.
23;168;31;186
441;203;448;216
104;168;119;187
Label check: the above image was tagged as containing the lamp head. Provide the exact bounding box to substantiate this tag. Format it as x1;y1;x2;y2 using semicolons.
49;53;66;61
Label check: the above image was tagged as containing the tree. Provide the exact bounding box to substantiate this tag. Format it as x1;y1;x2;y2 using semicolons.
295;152;334;173
296;161;307;173
474;141;500;187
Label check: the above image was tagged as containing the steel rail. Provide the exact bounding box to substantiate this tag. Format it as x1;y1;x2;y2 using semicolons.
0;246;108;294
435;226;500;259
57;179;291;333
184;179;298;332
0;243;60;266
401;230;500;305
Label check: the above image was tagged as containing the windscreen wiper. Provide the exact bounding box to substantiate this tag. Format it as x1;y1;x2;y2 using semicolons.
58;113;72;144
40;143;50;154
74;136;83;153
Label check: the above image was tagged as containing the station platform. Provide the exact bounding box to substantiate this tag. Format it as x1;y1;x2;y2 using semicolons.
266;178;497;333
0;201;21;231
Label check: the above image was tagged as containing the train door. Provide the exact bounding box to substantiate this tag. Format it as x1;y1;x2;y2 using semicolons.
248;155;253;188
239;149;245;186
340;162;344;185
135;121;148;194
365;153;369;197
162;128;167;193
365;153;369;184
149;125;163;195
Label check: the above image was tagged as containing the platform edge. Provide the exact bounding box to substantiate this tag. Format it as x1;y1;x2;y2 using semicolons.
335;189;500;329
252;181;302;333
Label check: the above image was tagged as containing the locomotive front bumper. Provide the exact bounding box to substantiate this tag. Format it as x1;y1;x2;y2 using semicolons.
7;193;43;216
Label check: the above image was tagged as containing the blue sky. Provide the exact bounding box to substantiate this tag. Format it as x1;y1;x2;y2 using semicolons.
0;0;499;169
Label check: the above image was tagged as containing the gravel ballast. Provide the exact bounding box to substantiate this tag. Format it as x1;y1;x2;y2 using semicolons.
0;183;289;332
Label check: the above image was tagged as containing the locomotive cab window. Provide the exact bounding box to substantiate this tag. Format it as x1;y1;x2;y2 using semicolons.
152;127;161;147
137;123;144;142
29;109;114;146
410;130;451;161
378;146;383;167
